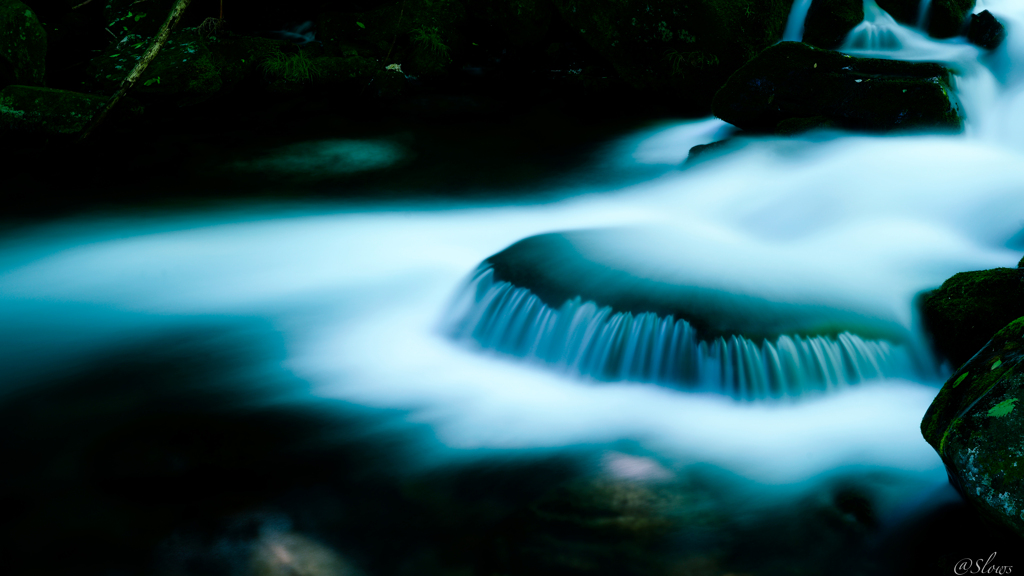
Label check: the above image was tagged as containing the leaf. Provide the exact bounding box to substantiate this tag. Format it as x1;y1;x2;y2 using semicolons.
143;76;161;86
988;398;1017;418
952;372;969;388
992;359;1003;370
135;13;147;22
356;21;365;28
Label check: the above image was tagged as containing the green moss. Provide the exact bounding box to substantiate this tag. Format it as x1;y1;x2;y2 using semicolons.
0;85;105;136
988;398;1017;418
260;51;322;83
0;0;46;87
922;315;1024;538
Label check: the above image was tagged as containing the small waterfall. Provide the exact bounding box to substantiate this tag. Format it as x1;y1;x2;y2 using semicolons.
845;2;905;50
445;267;917;400
783;0;816;41
916;0;932;30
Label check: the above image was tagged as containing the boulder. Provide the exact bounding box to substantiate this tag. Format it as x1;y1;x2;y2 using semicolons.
712;42;963;133
921;316;1024;539
802;0;864;50
0;84;104;136
0;0;46;87
922;266;1024;369
547;0;795;111
967;10;1006;50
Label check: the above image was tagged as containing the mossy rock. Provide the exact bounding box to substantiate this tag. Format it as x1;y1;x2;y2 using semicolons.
802;0;863;49
547;0;794;111
921;316;1024;539
317;0;466;76
712;42;962;133
0;0;46;88
928;0;974;38
0;84;104;136
922;267;1024;369
967;10;1006;50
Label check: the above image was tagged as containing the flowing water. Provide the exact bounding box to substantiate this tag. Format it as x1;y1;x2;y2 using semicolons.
5;0;1024;572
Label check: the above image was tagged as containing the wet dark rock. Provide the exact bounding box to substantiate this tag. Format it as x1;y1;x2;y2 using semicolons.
921;266;1024;368
685;139;733;164
0;0;47;88
968;10;1007;50
548;0;795;112
921;316;1024;539
712;42;963;134
928;0;975;39
802;0;864;49
0;84;104;136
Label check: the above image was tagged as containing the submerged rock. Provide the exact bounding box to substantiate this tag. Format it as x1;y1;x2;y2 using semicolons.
0;0;46;87
548;0;794;110
968;10;1007;51
921;316;1024;539
0;84;105;136
802;0;864;50
921;266;1024;369
712;42;963;134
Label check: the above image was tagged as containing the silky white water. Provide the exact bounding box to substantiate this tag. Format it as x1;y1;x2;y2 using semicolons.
3;0;1024;535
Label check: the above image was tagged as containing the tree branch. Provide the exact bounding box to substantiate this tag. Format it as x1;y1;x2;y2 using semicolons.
78;0;194;142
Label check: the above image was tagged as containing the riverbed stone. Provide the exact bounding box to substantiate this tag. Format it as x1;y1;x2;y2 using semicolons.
921;266;1024;369
921;316;1024;539
802;0;864;49
967;10;1006;50
548;0;794;111
0;84;105;136
0;0;47;88
712;42;963;133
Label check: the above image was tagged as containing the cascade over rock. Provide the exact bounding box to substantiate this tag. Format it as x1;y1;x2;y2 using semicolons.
445;228;925;399
712;42;963;134
802;0;864;49
922;317;1024;540
0;0;46;88
922;266;1024;369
